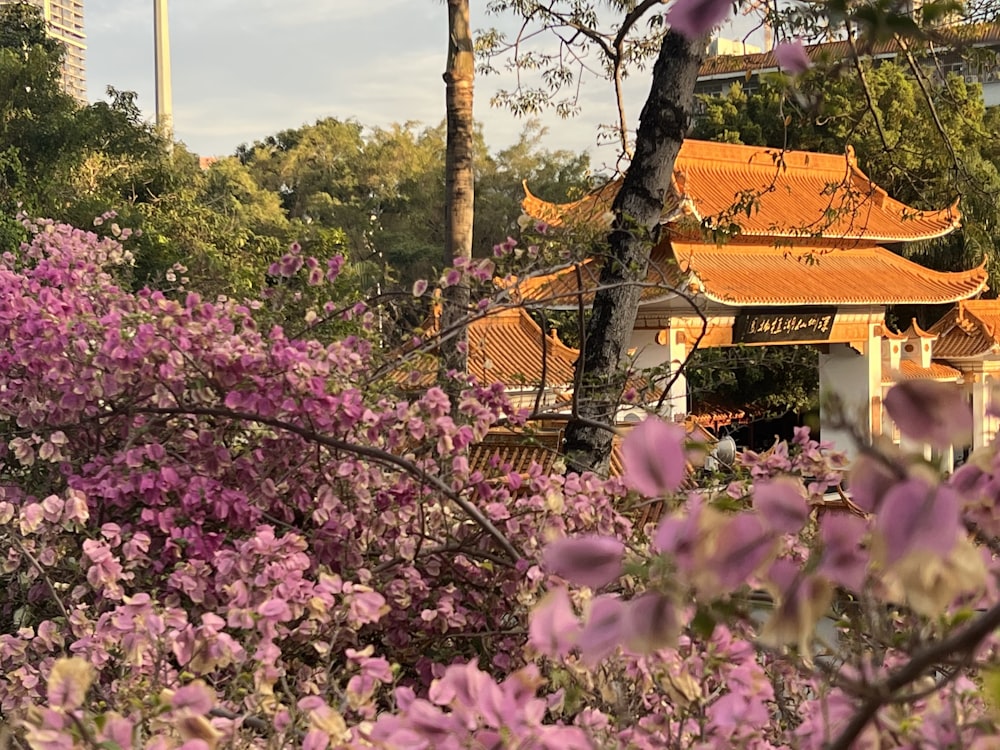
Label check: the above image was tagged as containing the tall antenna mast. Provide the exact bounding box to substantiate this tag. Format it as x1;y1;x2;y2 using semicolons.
154;0;173;142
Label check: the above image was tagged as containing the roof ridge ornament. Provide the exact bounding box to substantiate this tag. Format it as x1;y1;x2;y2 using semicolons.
955;303;977;333
902;318;937;340
845;144;858;169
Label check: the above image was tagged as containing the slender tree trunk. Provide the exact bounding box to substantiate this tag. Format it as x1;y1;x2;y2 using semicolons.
440;0;475;384
563;29;709;474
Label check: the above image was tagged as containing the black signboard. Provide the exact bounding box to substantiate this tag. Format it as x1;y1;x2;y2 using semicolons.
733;307;836;344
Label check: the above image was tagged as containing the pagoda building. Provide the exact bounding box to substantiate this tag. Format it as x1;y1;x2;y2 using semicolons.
516;139;988;457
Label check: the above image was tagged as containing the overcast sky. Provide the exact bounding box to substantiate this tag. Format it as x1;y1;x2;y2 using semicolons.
84;1;749;165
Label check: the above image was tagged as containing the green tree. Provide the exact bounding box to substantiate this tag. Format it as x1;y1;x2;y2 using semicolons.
0;1;78;241
475;120;593;258
239;118;592;291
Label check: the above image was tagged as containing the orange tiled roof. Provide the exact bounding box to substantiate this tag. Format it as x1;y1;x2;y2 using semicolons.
882;360;963;384
511;242;683;307
469;428;624;478
898;319;938;339
688;401;763;429
468;427;704;528
675;238;986;306
523;139;961;242
928;300;1000;359
402;307;578;388
514;236;987;308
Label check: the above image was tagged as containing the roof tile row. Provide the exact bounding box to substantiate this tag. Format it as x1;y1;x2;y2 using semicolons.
523;139;962;243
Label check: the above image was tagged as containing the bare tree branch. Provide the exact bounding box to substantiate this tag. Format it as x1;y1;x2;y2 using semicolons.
827;600;1000;750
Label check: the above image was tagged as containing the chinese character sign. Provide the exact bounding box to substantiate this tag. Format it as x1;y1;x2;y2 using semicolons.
733;307;837;343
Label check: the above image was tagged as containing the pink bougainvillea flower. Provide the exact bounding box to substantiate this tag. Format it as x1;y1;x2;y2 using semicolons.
876;479;961;565
950;461;987;495
774;40;812;74
818;513;869;591
578;595;627;666
848;454;901;512
622;417;687;497
171;681;215;715
652;497;703;572
301;728;329;750
528;587;581;658
623;591;679;653
753;477;809;534
429;661;506;728
708;513;776;592
760;560;833;654
666;0;733;39
543;535;624;589
47;658;95;712
884;380;972;449
257;597;292;622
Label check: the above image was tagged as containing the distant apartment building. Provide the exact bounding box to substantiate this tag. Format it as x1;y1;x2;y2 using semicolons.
2;0;87;101
708;38;762;58
696;25;1000;108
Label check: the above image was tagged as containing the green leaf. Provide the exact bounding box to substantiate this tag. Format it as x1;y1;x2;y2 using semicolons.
691;607;717;639
983;668;1000;715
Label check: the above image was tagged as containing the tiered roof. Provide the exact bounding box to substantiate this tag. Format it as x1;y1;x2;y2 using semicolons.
510;243;682;307
469;428;624;478
672;238;984;306
512;236;987;308
881;320;961;382
523;140;962;242
519;139;985;309
928;300;1000;359
886;360;963;382
398;307;756;428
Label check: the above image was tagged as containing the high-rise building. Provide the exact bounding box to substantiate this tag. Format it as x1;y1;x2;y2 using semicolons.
2;0;87;101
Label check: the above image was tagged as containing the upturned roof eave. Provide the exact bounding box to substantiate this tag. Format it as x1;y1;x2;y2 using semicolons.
523;140;964;243
697;290;986;307
682;242;987;308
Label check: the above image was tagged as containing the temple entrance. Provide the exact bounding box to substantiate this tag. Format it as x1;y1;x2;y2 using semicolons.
517;139;988;462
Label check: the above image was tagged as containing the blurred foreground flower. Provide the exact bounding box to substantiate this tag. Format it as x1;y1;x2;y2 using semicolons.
884;380;971;448
622;417;687;497
774;40;812;74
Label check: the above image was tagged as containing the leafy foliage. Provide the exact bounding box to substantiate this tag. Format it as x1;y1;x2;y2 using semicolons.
238;118;593;288
687;345;819;418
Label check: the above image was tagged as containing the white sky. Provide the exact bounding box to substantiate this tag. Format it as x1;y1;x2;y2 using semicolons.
84;1;752;167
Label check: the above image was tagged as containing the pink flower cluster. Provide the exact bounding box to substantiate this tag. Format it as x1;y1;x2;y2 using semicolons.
5;218;1000;750
0;219;630;747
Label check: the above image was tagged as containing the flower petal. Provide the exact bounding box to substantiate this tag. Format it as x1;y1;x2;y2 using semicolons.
666;0;733;39
774;40;812;74
543;535;624;589
753;477;809;534
884;380;971;449
876;479;961;565
528;587;581;658
578;595;627;666
622;417;687;497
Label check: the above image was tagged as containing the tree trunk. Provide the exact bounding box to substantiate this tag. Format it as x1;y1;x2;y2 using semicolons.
563;29;709;474
440;0;475;384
